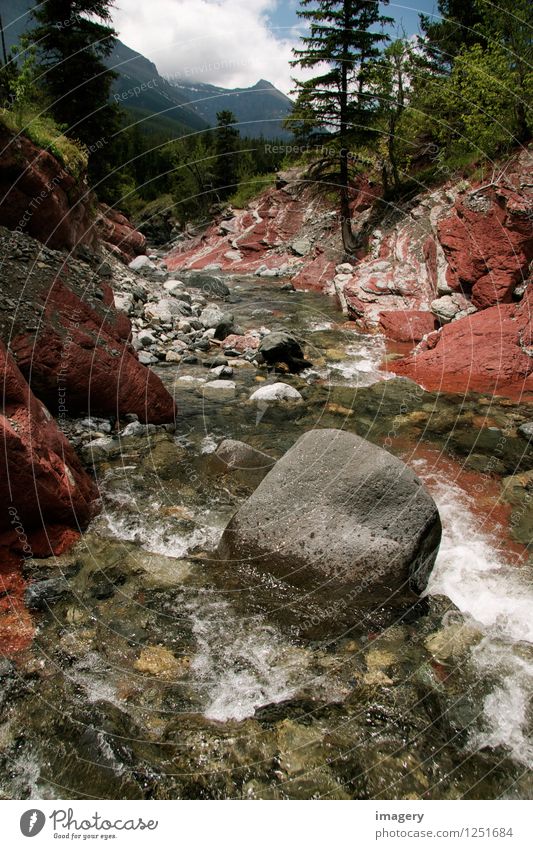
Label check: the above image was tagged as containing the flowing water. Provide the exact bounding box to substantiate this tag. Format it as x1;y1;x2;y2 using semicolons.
1;275;533;800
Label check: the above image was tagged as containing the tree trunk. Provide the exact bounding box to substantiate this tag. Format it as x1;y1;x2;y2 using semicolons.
339;0;357;255
0;14;8;66
340;147;358;253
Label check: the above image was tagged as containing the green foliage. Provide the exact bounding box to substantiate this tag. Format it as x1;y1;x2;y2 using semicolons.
0;104;88;178
420;0;485;70
27;0;122;188
229;172;277;208
213;110;240;199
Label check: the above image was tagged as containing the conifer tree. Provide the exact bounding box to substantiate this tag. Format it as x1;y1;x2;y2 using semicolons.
213;110;240;200
290;0;392;253
29;1;119;156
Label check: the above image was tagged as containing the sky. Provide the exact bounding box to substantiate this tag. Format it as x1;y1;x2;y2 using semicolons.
111;0;440;94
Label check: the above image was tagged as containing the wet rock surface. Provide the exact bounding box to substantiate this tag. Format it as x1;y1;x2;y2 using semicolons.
0;339;99;537
217;429;441;636
2;230;533;800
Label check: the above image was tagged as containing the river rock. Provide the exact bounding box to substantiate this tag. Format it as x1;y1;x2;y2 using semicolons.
217;429;441;636
120;421;157;437
258;331;310;373
129;255;155;272
164;280;185;295
211;364;233;378
213;313;238;341
202;380;237;400
249;383;303;403
200;305;225;329
113;291;134;315
80;436;119;463
518;422;533;440
138;351;158;365
214;439;276;478
25;577;72;611
184;273;230;298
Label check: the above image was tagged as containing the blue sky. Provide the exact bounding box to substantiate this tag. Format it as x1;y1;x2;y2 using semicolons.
266;1;439;39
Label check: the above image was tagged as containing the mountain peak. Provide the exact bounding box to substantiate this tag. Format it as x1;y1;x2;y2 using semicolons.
253;79;275;90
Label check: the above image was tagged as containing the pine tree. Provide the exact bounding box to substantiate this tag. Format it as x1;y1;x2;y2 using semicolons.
290;0;392;253
419;0;485;71
29;1;120;159
213;110;240;200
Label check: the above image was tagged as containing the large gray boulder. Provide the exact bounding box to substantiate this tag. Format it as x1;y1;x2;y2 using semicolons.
217;429;441;635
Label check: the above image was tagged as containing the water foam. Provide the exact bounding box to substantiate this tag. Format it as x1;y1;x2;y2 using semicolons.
189;599;301;721
327;341;391;387
420;465;533;766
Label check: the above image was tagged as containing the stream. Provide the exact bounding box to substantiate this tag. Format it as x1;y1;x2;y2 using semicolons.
1;274;532;800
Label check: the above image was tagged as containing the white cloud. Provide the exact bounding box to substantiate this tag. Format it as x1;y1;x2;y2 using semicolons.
111;0;307;94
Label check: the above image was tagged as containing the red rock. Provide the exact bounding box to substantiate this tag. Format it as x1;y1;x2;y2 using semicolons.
0;544;34;657
101;282;132;341
390;289;533;394
222;334;260;352
11;277;176;424
350;176;382;213
0;123;97;252
379;310;438;344
292;253;337;292
166;179;329;278
0;340;99;537
239;241;264;253
438;187;533;308
23;526;81;558
97;204;146;264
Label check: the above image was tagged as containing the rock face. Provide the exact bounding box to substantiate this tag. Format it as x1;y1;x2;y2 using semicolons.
437;183;533;309
391;288;533;394
96;204;146;264
217;429;441;635
0;340;99;536
165;173;329;278
378;310;437;343
163;151;533;398
0;122;97;252
0;228;176;423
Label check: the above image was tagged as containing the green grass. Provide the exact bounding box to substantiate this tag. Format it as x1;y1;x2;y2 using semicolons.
229;172;277;208
0;105;88;179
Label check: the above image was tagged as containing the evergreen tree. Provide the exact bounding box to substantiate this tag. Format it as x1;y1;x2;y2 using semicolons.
290;0;392;253
28;1;120;167
213;110;240;200
420;0;485;70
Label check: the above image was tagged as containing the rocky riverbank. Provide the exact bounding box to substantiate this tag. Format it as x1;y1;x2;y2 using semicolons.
165;149;533;396
1;264;532;798
1;133;533;799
